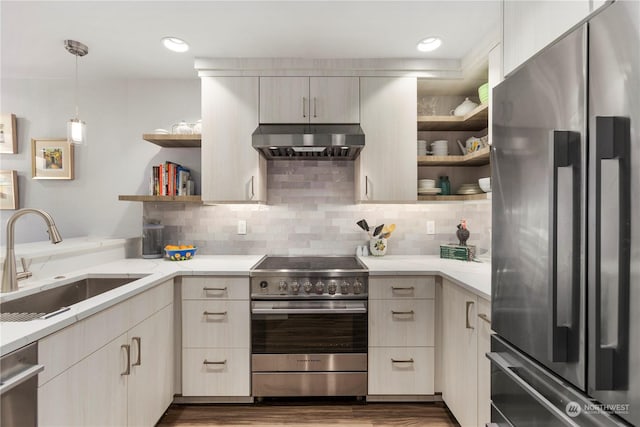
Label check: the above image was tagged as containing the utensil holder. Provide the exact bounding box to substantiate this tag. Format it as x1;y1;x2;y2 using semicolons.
369;238;388;256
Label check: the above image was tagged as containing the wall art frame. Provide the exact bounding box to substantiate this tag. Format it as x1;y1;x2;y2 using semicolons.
0;170;19;209
31;138;75;180
0;113;18;154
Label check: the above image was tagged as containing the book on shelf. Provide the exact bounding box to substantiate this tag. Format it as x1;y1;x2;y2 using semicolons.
149;161;193;196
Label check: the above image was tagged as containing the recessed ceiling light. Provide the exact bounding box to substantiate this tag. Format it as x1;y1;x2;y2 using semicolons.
162;36;189;53
416;36;442;52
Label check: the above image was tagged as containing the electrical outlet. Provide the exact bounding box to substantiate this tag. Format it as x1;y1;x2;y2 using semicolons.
237;220;247;235
426;220;436;235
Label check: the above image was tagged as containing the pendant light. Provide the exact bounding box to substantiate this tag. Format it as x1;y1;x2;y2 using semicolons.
65;40;89;145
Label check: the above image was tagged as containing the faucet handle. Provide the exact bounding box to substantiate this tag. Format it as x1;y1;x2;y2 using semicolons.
16;257;33;281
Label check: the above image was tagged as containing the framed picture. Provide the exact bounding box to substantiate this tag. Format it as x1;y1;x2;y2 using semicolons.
32;138;74;180
0;170;19;210
0;113;18;154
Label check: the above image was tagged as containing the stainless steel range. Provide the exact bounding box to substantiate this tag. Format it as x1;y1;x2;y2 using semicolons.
250;256;368;398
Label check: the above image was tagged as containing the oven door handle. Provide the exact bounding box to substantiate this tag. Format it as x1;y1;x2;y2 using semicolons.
251;301;367;315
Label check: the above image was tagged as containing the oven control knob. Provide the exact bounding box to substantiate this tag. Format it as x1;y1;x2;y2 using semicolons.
315;281;325;294
303;281;313;293
259;281;269;290
290;281;300;294
353;279;363;294
327;280;337;295
278;281;288;292
340;281;350;294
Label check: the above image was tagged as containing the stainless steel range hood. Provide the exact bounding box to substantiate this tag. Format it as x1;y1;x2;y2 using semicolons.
252;124;365;160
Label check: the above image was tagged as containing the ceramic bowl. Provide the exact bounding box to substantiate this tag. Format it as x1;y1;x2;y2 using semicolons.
165;247;197;261
478;177;491;192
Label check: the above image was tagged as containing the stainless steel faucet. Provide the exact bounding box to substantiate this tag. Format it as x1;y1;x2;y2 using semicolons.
2;208;62;293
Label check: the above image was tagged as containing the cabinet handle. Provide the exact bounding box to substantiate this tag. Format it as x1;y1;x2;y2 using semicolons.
391;286;415;292
121;344;130;376
203;359;227;365
466;301;475;329
203;311;227;316
203;286;227;293
302;97;307;118
250;176;255;200
365;176;369;198
313;97;317;118
131;337;142;367
391;358;414;364
391;310;414;316
478;313;491;325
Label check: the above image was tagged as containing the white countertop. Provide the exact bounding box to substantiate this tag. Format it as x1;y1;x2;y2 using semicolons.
1;253;490;356
0;255;264;355
358;255;491;300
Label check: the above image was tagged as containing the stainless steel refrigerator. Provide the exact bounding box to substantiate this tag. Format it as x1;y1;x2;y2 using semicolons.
490;1;639;425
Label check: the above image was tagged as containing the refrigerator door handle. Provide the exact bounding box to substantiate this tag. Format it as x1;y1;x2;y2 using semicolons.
548;130;581;363
487;352;581;427
594;116;631;390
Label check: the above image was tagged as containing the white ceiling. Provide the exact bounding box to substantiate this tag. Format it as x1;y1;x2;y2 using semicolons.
1;1;501;82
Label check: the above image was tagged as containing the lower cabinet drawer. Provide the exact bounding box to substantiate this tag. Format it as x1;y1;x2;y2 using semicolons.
368;347;434;395
182;348;250;396
369;299;435;347
182;300;249;348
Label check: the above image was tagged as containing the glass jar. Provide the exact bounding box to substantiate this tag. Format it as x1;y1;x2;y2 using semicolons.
439;176;451;195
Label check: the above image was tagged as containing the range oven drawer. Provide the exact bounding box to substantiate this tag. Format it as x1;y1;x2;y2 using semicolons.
252;372;367;397
252;353;367;372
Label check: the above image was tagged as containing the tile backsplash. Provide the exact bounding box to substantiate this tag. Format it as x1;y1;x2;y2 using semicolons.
144;160;491;256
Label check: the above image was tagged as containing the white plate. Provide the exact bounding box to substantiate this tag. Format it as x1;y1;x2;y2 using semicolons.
153;128;169;134
418;188;442;195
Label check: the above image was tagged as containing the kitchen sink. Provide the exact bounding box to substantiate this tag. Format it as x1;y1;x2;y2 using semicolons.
0;276;148;322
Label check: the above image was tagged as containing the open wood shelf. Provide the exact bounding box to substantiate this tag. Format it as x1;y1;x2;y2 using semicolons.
417;103;489;132
118;195;202;203
418;145;490;166
418;193;489;202
142;134;201;148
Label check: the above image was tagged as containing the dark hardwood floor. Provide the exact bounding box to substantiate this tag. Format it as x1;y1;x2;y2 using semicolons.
156;399;459;427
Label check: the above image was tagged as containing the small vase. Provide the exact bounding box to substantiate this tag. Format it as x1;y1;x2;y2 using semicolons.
369;238;388;256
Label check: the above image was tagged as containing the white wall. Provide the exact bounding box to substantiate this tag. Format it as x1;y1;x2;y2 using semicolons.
0;78;201;244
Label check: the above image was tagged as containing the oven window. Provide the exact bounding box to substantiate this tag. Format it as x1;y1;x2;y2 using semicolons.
252;313;367;354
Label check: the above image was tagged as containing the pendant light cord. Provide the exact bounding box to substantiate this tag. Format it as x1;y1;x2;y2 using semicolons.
74;53;79;120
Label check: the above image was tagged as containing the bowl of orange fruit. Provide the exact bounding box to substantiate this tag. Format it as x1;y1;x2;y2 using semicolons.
164;244;197;261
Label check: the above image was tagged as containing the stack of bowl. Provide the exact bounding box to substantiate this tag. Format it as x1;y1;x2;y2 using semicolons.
418;179;441;195
457;183;484;195
431;140;448;156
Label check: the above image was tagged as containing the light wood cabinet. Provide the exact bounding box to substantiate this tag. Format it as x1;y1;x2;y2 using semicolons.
181;276;251;397
368;275;435;397
357;77;417;203
503;0;608;76
182;276;249;300
201;76;266;203
440;279;491;427
259;76;359;124
182;348;251;396
39;333;129;427
127;304;174;427
476;298;492;427
368;347;434;395
38;280;174;427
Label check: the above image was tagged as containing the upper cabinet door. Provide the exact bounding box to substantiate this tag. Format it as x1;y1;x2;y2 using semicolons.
309;77;360;123
503;0;606;76
201;77;266;203
357;77;417;203
259;77;309;123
